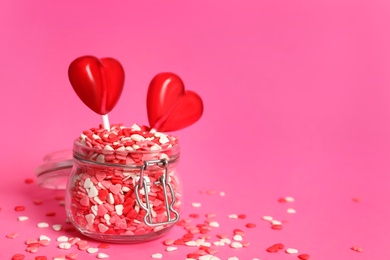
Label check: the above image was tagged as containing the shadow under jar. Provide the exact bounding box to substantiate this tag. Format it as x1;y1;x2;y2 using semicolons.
66;140;181;243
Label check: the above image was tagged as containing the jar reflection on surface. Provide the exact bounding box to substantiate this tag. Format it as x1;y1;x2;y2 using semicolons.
66;140;181;243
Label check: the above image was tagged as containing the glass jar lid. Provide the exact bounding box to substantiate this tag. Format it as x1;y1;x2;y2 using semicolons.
35;149;73;190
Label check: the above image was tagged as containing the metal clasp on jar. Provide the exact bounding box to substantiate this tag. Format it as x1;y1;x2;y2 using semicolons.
134;158;180;227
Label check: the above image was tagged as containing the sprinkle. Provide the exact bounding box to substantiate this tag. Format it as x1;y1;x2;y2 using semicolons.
34;256;47;260
25;178;34;184
233;235;243;241
11;254;25;260
97;253;110;259
151;253;163;259
163;239;175;246
219;192;225;196
228;257;239;260
220;238;231;244
87;247;99;254
15;206;26;211
209;221;219;227
271;224;283;230
66;253;78;259
213;241;225;246
52;224;62;231
98;243;110;249
6;233;19;239
39;235;51;241
58;242;72;250
18;216;29;221
298;254;310;260
228;214;238;219
245;223;256;228
37;222;49;228
271;220;282;225
262;215;273;221
230;241;243;248
286;248;299;254
33;199;44;205
57;236;69;242
237;214;246;219
352;197;361;203
287;208;296;214
166;246;178;252
351;246;363;252
192;202;201;208
186;241;198;246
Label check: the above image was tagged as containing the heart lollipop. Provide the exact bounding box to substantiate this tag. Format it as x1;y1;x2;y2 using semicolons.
147;72;203;132
68;55;125;129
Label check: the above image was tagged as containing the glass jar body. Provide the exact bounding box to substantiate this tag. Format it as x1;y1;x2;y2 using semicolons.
65;141;181;243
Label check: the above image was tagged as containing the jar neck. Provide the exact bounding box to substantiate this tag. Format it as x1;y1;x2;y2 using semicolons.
73;140;180;168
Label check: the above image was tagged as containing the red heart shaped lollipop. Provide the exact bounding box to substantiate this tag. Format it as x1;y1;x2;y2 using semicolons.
147;72;203;132
68;56;125;115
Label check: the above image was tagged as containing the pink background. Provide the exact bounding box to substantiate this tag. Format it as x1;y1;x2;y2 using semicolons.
1;0;390;259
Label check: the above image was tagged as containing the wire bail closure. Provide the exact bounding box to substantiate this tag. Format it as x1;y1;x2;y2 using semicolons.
134;158;180;227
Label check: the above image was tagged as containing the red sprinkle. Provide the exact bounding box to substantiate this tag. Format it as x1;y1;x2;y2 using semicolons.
189;213;200;218
298;253;310;260
12;254;25;260
24;178;34;184
245;223;256;228
46;211;56;216
271;224;283;230
237;214;247;219
98;243;110;249
35;256;47;260
14;206;25;211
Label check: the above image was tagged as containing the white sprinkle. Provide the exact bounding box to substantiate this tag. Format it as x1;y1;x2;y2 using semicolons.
115;205;124;216
213;241;225;246
220;238;231;244
166;246;177;252
159;134;170;144
202;241;211;247
286;248;299;254
87;247;99;254
18;216;29;221
285;196;295;202
185;241;198;246
228;214;238;219
228;257;239;260
58;242;71;249
231;241;243;248
107;193;115;204
93;196;103;205
233;235;243;241
287;208;296;214
52;224;62;231
39;235;51;241
192;202;201;208
91;205;98;216
122;186;130;192
57;236;69;242
37;222;49;228
97;253;110;259
271;220;282;225
209;221;219;227
131;124;142;131
252;259;260;260
83;178;93;189
200;256;221;260
131;134;145;142
96;154;105;163
196;238;205;246
262;215;273;221
104;144;114;150
88;185;99;198
152;253;163;259
219;191;225;196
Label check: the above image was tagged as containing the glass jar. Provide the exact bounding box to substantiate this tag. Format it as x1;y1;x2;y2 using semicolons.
65;140;181;243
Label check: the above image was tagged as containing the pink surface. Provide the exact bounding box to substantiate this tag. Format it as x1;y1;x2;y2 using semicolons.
1;0;390;259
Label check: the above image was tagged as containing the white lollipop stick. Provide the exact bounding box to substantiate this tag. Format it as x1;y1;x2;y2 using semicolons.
102;114;110;130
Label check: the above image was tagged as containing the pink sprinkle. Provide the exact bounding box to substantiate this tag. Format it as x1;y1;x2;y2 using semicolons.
6;232;19;239
351;246;363;252
163;239;175;246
